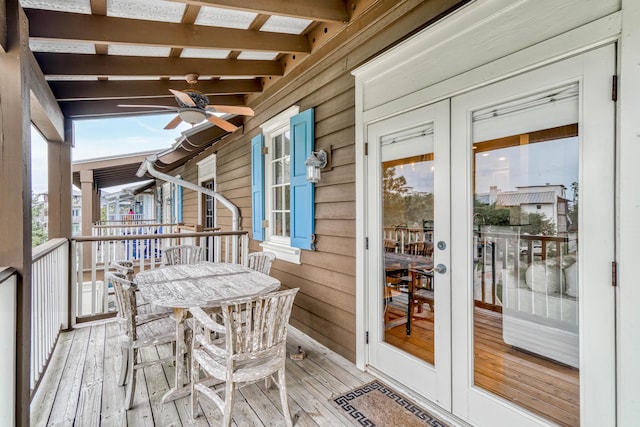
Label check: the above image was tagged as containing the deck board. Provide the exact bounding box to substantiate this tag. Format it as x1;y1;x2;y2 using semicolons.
31;320;378;426
31;310;578;426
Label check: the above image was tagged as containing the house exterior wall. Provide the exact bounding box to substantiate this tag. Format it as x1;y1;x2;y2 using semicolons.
175;0;467;361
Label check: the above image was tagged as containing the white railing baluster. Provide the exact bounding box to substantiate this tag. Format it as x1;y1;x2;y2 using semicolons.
30;239;69;393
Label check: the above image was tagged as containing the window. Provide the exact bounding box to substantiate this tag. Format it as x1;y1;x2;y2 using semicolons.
252;106;315;263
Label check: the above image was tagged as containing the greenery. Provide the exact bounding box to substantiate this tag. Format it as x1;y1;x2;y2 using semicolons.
474;202;556;236
32;194;48;247
382;166;434;228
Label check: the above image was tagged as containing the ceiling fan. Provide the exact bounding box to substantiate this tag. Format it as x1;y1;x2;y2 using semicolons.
118;73;254;131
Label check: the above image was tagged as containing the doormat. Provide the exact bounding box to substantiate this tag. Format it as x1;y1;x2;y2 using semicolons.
331;380;449;427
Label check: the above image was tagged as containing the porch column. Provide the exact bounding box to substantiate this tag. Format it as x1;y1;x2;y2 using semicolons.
47;119;73;239
0;2;31;426
79;169;98;269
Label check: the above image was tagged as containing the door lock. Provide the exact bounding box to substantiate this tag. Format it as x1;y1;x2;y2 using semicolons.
434;264;447;274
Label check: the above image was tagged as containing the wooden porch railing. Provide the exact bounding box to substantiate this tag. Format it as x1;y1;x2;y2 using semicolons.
474;230;574;311
71;229;249;323
30;238;69;394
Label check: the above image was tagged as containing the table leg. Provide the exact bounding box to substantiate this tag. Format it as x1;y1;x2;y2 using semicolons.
161;307;191;403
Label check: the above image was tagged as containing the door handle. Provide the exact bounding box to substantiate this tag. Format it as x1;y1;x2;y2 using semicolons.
434;264;447;274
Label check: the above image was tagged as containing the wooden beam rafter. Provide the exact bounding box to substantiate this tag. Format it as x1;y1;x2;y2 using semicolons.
49;79;262;101
34;52;283;77
60;94;246;118
168;0;349;23
24;8;311;53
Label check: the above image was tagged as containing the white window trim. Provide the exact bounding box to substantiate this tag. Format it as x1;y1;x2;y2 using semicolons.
259;106;301;264
197;155;216;226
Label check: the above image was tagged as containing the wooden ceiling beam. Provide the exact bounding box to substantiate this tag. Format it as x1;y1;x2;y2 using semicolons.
49;79;262;101
27;51;65;142
60;94;246;118
169;0;349;23
24;9;310;53
34;52;283;77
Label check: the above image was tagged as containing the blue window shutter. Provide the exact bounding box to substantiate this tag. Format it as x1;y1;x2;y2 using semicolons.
290;108;315;250
176;184;183;223
251;133;265;241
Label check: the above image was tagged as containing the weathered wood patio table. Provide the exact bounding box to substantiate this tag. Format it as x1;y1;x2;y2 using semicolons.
135;261;281;403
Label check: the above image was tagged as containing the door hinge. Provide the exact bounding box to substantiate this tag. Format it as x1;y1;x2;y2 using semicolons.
365;237;369;250
612;261;617;287
366;331;369;344
261;146;269;155
364;142;368;156
612;75;618;102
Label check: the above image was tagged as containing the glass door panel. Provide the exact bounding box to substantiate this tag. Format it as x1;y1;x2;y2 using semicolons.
473;122;580;427
383;153;435;364
367;100;451;410
451;45;615;426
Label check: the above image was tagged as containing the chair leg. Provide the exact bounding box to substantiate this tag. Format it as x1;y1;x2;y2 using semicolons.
222;380;235;427
118;346;128;386
277;368;293;427
124;348;137;410
191;354;200;419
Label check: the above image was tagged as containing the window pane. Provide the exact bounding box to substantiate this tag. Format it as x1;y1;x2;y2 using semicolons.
274;134;283;159
284;212;290;237
275;161;283;185
283;130;290;156
275;186;283;210
284;185;290;210
274;212;283;236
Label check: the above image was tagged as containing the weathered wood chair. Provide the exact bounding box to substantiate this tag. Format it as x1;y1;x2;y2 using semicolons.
106;272;178;409
189;288;299;427
164;244;203;265
108;261;171;323
246;251;276;275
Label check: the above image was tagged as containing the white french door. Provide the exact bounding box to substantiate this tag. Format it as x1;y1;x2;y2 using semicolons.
366;100;452;410
365;44;616;426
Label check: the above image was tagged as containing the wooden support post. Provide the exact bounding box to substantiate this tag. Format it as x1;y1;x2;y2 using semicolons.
47;120;72;239
0;2;31;425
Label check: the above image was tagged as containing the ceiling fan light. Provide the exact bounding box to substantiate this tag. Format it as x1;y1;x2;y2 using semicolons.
178;109;206;125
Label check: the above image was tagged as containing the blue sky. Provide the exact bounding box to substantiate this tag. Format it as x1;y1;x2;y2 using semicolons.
31;113;192;194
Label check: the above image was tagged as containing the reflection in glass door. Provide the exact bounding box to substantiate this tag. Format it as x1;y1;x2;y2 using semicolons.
471;86;580;426
383;153;435;364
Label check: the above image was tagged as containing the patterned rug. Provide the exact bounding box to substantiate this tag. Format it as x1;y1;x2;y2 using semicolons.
331;380;448;427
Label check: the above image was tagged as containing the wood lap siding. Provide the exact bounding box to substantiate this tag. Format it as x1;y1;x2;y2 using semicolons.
175;0;467;362
181;166;199;225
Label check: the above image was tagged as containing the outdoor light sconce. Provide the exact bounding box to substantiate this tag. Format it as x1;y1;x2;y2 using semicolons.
305;148;330;183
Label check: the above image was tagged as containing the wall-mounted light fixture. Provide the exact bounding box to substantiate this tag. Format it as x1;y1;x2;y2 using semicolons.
305;149;329;183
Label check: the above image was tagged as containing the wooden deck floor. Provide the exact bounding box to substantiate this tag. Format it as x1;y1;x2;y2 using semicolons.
30;321;377;427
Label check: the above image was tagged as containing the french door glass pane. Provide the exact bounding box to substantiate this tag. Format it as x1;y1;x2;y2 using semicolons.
382;153;435;365
472;87;580;426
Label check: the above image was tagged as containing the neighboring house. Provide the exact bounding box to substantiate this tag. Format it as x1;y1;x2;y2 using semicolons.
494;185;570;232
34;190;82;236
101;183;156;223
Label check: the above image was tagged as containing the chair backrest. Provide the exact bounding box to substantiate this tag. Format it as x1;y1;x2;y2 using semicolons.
247;251;276;275
220;288;298;363
164;245;203;265
106;272;139;339
110;260;134;281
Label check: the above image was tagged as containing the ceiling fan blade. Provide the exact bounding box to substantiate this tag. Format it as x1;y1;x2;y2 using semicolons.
207;105;255;116
206;115;239;132
118;104;176;110
169;89;197;107
164;115;183;130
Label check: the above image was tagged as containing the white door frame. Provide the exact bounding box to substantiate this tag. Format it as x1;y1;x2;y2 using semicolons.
354;2;622;425
365;101;452;409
